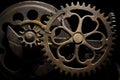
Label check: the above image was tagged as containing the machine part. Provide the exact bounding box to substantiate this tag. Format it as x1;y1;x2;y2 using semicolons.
43;2;115;76
0;1;58;79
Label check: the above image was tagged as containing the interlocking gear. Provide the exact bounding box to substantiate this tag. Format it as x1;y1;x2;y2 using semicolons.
0;1;58;79
43;2;115;76
17;21;44;47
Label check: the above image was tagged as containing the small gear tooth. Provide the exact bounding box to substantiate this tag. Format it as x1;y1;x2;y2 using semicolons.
71;2;74;6
92;6;96;10
112;20;116;23
82;2;85;7
112;25;116;27
87;4;91;8
101;13;105;16
97;9;101;13
28;25;31;30
60;6;64;9
107;22;111;25
19;31;24;34
105;16;109;20
44;21;48;24
30;44;33;48
76;1;80;6
66;3;69;7
112;17;116;19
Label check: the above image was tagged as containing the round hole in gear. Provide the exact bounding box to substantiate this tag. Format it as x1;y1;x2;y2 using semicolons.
27;10;38;20
13;13;24;21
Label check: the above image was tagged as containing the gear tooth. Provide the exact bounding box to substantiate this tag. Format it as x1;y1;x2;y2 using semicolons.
76;1;80;6
107;22;111;25
60;6;64;9
19;31;24;34
87;4;91;8
97;9;101;13
82;2;85;7
71;2;74;6
112;25;116;27
28;25;31;30
105;16;109;20
44;21;48;24
92;6;96;10
112;20;116;23
66;3;69;7
101;13;105;17
30;44;32;48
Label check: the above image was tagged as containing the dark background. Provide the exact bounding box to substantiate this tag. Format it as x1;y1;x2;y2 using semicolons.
0;0;120;80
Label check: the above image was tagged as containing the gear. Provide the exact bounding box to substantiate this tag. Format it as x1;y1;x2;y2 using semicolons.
0;1;58;79
43;2;115;76
18;20;45;48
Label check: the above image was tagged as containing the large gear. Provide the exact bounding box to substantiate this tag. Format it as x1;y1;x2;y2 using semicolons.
43;2;115;76
0;1;58;79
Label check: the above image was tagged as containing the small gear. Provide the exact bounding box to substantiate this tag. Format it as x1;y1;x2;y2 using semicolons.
18;21;44;47
43;2;115;76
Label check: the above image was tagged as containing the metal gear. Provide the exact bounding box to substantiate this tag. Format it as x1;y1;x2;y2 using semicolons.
18;21;44;48
0;1;58;79
43;2;115;76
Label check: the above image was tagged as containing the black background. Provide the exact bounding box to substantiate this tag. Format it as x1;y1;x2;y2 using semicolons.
0;0;120;80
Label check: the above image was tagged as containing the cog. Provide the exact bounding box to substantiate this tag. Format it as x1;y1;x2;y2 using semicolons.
43;2;115;76
0;1;59;79
18;20;45;48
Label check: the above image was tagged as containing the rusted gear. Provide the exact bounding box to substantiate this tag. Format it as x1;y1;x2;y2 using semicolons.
0;1;58;79
17;21;44;48
43;2;115;76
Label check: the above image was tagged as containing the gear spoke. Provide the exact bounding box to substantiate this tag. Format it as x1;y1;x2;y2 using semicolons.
85;31;106;50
